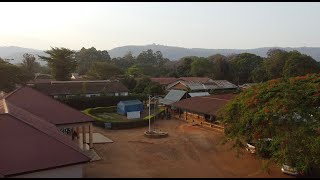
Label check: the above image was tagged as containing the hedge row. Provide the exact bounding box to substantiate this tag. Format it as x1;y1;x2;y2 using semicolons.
92;119;154;129
56;94;148;110
83;106;117;115
83;106;165;129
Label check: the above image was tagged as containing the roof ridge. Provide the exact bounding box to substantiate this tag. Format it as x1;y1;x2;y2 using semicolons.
2;86;24;99
200;96;230;101
6;86;94;124
5;102;90;160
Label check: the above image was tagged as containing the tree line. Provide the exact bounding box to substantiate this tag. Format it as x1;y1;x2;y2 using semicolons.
1;47;320;93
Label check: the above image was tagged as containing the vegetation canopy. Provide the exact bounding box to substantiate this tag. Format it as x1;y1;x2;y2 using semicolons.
217;73;320;172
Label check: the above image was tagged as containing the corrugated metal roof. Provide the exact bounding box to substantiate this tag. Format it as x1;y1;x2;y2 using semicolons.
171;94;237;116
179;77;212;83
167;79;238;91
159;90;187;105
210;80;238;89
158;98;175;105
184;80;237;91
188;92;210;97
164;90;187;101
118;100;142;105
0;113;90;177
5;87;94;125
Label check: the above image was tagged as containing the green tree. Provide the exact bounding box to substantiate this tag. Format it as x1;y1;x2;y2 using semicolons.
283;51;320;78
75;47;111;75
19;53;41;79
264;49;289;79
251;62;269;83
144;82;164;96
133;77;152;94
190;57;214;77
136;49;157;65
86;62;123;80
208;54;233;81
0;58;33;92
39;47;77;81
127;65;143;77
252;49;320;83
120;75;137;90
217;74;320;172
38;65;51;75
229;53;263;85
135;49;170;76
176;57;194;77
112;51;136;71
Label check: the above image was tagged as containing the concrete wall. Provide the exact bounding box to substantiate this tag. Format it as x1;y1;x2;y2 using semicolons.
12;164;83;178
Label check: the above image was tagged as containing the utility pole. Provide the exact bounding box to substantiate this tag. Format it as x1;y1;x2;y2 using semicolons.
148;95;151;132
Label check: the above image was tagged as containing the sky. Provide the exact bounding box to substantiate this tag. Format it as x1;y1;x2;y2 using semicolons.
1;2;320;50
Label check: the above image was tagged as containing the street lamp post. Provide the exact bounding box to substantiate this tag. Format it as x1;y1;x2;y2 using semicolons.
148;95;160;133
148;95;151;132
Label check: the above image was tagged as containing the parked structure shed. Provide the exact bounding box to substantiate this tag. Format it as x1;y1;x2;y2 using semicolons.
117;100;143;115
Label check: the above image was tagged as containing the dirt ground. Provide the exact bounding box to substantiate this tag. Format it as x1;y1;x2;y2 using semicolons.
84;119;293;178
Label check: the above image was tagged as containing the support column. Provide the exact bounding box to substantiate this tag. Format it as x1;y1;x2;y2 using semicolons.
76;127;81;146
89;123;93;149
82;126;86;146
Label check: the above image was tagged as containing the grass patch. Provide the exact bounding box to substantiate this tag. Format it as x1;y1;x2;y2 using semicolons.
83;107;165;123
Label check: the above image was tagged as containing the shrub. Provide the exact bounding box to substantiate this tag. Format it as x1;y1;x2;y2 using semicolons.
83;106;165;129
57;94;148;110
217;73;320;172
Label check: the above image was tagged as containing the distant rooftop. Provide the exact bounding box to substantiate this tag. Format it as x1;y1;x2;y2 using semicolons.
171;93;237;116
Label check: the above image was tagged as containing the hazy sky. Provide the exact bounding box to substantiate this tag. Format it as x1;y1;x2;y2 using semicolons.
1;2;320;50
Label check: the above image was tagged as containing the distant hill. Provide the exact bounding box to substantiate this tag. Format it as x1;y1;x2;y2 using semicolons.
0;46;46;65
2;45;320;64
108;44;320;61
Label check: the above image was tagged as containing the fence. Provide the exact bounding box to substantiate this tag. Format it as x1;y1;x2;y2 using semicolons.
175;112;225;133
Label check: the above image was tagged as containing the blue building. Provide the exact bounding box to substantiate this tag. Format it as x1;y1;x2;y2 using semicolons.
117;100;144;115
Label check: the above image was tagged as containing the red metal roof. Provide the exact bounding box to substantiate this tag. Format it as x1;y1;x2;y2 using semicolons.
5;86;94;125
27;79;54;84
0;113;90;177
179;77;213;83
150;77;178;85
171;94;236;116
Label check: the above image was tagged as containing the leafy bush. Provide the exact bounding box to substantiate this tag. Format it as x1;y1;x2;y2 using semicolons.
217;73;320;172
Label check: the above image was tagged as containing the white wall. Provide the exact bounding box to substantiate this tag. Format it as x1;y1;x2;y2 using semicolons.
12;164;84;178
120;92;128;96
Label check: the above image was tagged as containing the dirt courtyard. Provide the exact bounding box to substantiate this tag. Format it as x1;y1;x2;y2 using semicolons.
84;119;292;178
